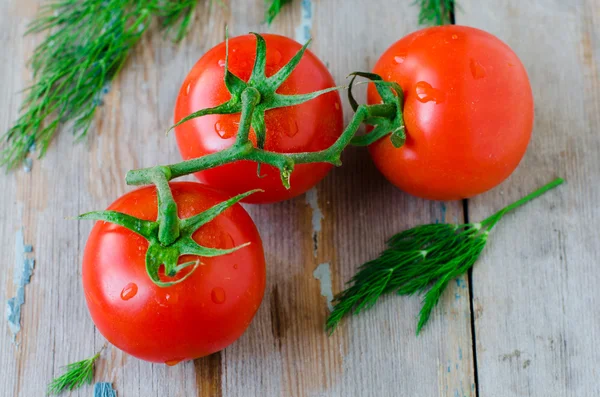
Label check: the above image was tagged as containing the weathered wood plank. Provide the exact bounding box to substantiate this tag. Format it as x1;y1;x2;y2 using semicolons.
0;0;474;396
458;1;600;396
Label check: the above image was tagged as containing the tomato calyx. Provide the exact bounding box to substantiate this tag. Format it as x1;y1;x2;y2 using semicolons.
170;32;340;159
347;72;406;148
79;188;260;287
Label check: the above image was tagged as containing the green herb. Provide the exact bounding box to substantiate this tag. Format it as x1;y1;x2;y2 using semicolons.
1;0;197;171
326;178;564;335
265;0;294;25
414;0;455;26
47;350;102;395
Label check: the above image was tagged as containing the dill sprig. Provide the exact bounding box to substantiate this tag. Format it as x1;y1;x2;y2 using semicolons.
414;0;454;26
1;0;198;170
265;0;294;25
327;178;564;335
47;350;102;395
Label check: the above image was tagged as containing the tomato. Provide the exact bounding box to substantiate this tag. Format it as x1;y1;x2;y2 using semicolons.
174;34;344;204
368;26;533;200
82;182;266;363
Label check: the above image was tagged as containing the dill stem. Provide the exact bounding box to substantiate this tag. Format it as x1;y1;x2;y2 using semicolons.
482;178;564;229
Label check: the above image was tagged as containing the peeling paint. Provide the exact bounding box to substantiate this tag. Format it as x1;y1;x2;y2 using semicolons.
313;262;333;311
305;187;323;256
458;347;463;360
437;203;447;223
6;229;35;340
94;382;117;397
23;158;32;173
294;0;313;44
455;278;466;289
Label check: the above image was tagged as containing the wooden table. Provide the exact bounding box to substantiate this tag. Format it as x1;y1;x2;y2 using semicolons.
1;0;598;396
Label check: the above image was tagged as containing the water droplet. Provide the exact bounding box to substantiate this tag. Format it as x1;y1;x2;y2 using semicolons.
414;81;445;104
218;59;226;67
219;231;234;248
268;50;282;65
165;359;181;366
335;102;340;111
507;63;515;67
214;121;235;139
284;120;299;138
469;59;486;79
394;54;406;64
185;83;191;95
211;287;226;304
233;264;239;270
451;34;458;40
120;283;138;301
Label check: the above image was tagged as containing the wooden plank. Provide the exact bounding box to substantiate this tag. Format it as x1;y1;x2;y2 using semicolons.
457;0;600;396
0;0;474;396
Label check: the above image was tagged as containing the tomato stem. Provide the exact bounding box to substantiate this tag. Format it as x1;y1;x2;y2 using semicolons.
150;167;180;246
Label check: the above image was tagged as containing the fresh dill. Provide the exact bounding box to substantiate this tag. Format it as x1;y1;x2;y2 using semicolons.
47;350;102;395
265;0;294;25
327;178;564;335
414;0;455;26
1;0;198;170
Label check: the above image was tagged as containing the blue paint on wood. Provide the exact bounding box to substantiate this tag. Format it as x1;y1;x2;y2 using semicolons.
6;229;35;339
94;382;116;397
458;347;463;360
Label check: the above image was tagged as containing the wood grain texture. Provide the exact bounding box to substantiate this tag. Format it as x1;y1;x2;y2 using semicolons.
458;0;600;396
1;1;473;396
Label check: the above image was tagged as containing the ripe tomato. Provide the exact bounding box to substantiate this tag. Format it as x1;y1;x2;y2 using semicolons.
368;26;533;200
174;34;343;204
82;182;265;363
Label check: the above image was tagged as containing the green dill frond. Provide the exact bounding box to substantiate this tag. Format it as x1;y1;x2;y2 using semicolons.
47;350;101;395
265;0;294;25
327;178;564;335
1;0;197;171
414;0;455;26
326;223;487;335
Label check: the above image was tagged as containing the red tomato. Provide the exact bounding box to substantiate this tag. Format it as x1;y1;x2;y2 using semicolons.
368;26;533;200
174;34;343;204
82;182;265;363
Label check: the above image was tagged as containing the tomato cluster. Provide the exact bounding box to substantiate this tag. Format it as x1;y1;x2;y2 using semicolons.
83;26;533;363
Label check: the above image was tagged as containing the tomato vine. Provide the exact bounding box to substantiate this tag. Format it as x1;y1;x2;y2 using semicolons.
80;32;405;287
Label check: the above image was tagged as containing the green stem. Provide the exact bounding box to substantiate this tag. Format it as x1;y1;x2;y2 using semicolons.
150;167;179;245
482;178;564;229
125;87;400;187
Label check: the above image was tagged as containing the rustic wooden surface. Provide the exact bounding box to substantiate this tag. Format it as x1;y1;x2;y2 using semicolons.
0;0;596;396
458;0;600;396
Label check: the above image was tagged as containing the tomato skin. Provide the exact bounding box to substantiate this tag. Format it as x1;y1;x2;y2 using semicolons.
175;34;344;204
82;183;266;364
368;26;533;200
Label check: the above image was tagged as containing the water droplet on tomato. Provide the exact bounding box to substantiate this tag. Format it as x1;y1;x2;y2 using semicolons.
165;359;182;366
284;120;299;138
218;59;226;67
120;283;138;301
233;264;239;270
185;83;191;95
469;59;486;79
507;63;515;67
268;50;282;65
219;231;234;248
415;81;445;104
451;34;458;40
214;121;235;139
394;54;406;64
211;287;226;304
334;102;340;111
